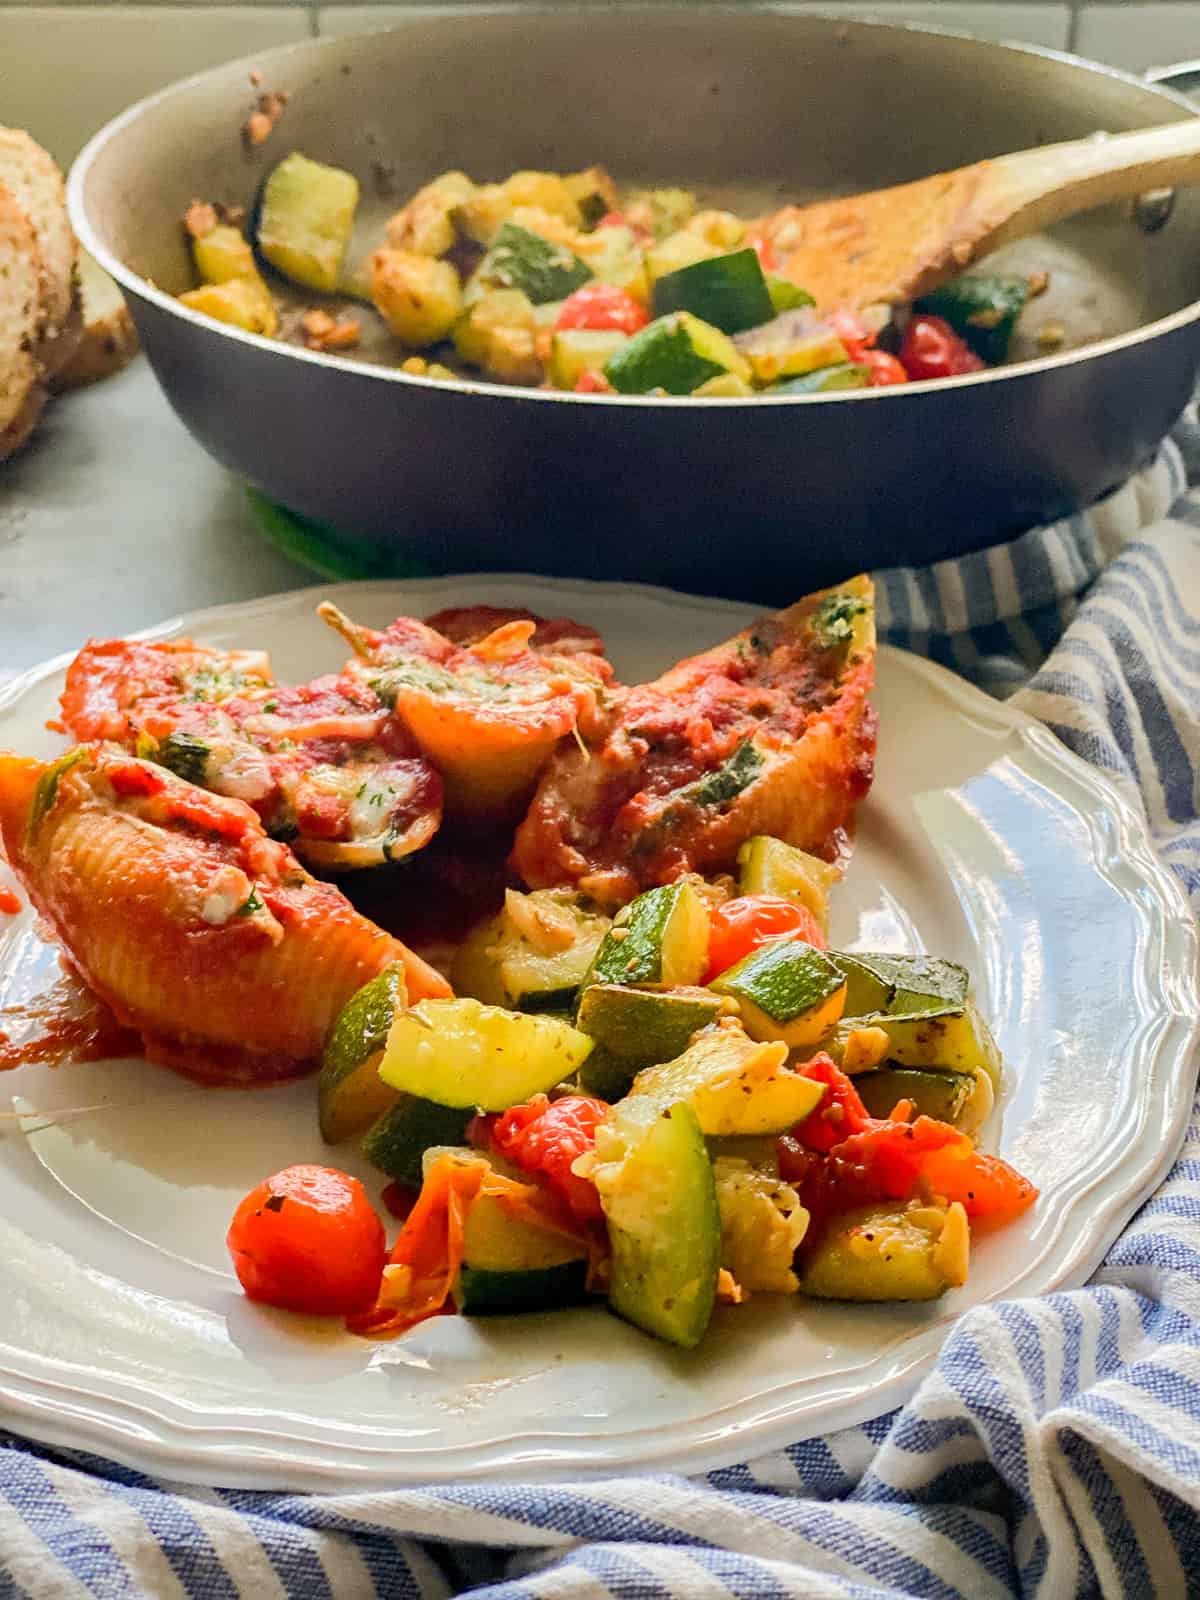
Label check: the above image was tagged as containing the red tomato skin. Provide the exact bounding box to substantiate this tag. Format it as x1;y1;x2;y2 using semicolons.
489;1094;608;1221
556;284;649;336
227;1164;386;1316
861;350;909;386
704;894;826;983
898;315;986;380
574;370;615;394
827;310;875;362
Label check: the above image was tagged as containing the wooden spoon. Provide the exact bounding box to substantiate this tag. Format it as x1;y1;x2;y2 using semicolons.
755;119;1200;313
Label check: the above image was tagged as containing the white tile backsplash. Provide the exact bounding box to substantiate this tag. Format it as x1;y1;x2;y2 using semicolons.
0;7;310;165
1076;4;1200;74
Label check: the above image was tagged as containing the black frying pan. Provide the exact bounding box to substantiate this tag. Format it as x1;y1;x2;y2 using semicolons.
68;12;1200;599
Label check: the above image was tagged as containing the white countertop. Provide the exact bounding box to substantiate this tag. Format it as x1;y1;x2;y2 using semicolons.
1;359;310;676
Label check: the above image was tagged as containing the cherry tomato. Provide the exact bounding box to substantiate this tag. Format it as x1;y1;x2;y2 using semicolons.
489;1093;608;1222
746;231;778;273
827;310;876;361
227;1164;386;1316
596;210;627;230
704;894;826;982
861;349;909;387
574;369;615;395
898;315;986;381
557;284;649;336
777;1054;869;1156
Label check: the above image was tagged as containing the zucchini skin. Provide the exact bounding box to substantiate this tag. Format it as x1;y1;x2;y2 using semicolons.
455;1259;591;1315
914;274;1030;366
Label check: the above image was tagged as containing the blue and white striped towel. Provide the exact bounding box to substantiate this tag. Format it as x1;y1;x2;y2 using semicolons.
1;415;1198;1600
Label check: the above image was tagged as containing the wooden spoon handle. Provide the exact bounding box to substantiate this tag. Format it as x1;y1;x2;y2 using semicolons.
981;117;1200;245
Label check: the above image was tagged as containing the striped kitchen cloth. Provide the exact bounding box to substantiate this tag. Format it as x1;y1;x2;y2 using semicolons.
1;419;1198;1600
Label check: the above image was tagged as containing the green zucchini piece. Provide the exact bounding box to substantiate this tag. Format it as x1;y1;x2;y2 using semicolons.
455;1260;590;1315
451;890;611;1013
317;963;406;1143
775;363;870;395
361;1094;473;1186
855;1066;974;1124
550;328;630;389
798;1200;969;1301
255;152;359;293
575;983;723;1100
651;248;774;336
915;274;1029;366
736;836;838;934
583;880;710;992
475;221;592;305
765;275;815;315
627;188;697;240
854;1003;1001;1085
733;308;848;384
604;312;750;395
830;951;970;1018
594;1098;719;1348
692;373;755;398
564;166;617;229
630;1022;825;1135
378;998;592;1110
710;941;847;1047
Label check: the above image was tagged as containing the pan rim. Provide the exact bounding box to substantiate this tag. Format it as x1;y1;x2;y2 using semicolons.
67;4;1200;410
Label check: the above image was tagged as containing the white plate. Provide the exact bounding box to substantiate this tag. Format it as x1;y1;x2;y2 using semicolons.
0;575;1195;1490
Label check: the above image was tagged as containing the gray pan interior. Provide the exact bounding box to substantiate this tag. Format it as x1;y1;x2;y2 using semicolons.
71;11;1200;593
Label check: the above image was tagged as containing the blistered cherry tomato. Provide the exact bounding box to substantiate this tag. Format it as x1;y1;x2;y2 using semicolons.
898;315;986;380
557;284;649;336
489;1093;608;1222
227;1164;386;1316
861;349;909;386
703;894;826;983
827;310;876;361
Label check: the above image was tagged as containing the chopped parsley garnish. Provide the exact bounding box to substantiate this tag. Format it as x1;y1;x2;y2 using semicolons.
685;739;764;808
154;731;210;787
236;888;265;918
813;594;870;650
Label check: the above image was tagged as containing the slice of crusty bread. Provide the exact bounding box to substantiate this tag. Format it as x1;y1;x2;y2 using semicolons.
51;250;139;391
0;129;76;345
0;181;45;462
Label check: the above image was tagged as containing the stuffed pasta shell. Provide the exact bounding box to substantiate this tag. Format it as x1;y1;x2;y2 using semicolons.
0;747;450;1085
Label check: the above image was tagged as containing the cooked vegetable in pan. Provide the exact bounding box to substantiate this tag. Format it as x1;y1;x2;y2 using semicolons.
176;156;1042;395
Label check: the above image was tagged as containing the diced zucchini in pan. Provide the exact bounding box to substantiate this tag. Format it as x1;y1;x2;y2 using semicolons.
692;373;755;397
593;1097;719;1347
385;170;477;257
575;224;650;306
503;171;582;226
604;312;750;395
550;328;631;389
370;249;463;346
683;210;746;250
713;1158;808;1293
453;289;541;383
361;1094;474;1187
736;835;839;935
192;224;259;286
711;941;847;1047
775;363;870;394
798;1200;970;1301
451;183;514;246
765;276;816;315
318;963;406;1143
583;880;710;991
630;1021;825;1135
178;278;278;337
474;221;592;305
830;951;970;1018
644;229;721;285
914;273;1030;366
652;248;773;335
255;152;359;293
564;165;618;228
378;998;592;1110
575;983;723;1100
451;889;611;1013
734;308;849;384
858;1002;1001;1085
626;187;697;239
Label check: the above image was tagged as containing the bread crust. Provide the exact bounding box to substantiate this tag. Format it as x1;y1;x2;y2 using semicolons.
0;179;44;462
